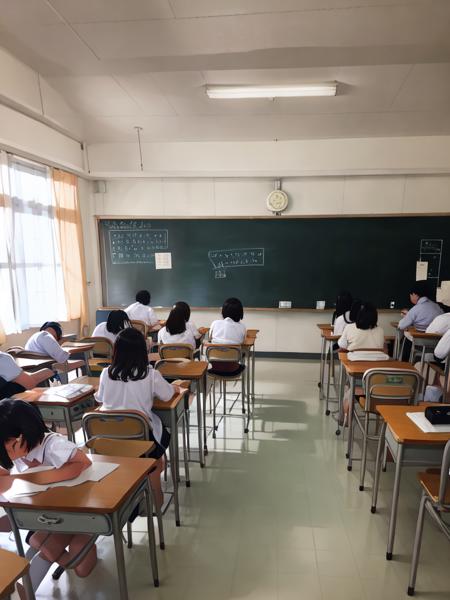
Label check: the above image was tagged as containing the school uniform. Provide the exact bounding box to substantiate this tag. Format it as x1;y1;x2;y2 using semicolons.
25;331;70;363
209;317;246;344
434;329;450;360
338;323;385;351
95;366;173;457
333;311;351;336
125;302;158;326
157;326;195;348
186;320;200;339
426;312;450;336
398;297;443;331
13;432;77;473
0;351;25;399
92;322;118;344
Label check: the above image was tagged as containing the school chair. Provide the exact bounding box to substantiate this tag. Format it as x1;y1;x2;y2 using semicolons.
7;348;84;384
82;409;165;548
159;343;194;361
407;439;450;596
130;320;148;338
425;351;450;403
352;368;421;494
78;336;114;375
204;344;250;436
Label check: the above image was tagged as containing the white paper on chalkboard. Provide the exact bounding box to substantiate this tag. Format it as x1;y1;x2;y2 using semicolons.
416;261;428;280
155;252;172;270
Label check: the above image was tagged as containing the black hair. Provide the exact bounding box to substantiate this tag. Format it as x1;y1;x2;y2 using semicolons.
0;399;48;470
106;309;131;335
355;301;378;330
334;291;353;321
173;301;191;322
108;328;149;382
136;290;151;305
409;280;431;299
349;299;363;323
222;297;244;322
166;307;186;335
40;321;62;341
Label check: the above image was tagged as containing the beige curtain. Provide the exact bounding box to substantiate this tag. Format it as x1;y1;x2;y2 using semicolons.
52;169;89;336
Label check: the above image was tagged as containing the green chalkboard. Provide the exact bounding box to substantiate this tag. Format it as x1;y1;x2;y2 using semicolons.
98;217;449;309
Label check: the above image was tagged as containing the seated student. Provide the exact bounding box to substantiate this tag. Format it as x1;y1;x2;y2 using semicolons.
0;399;96;595
125;290;159;327
0;352;53;400
210;297;246;345
332;290;353;336
426;311;450;336
338;301;384;351
157;307;196;348
434;328;450;361
173;301;201;344
92;309;131;344
95;328;181;509
25;321;70;363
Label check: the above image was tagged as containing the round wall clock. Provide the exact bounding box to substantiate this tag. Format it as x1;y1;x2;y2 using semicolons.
266;189;289;213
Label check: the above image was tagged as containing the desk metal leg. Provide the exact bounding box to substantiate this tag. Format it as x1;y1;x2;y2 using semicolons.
346;377;356;469
325;342;332;414
112;512;129;600
4;508;36;600
319;336;326;397
202;373;208;459
169;415;181;526
145;480;159;587
386;444;404;560
335;362;345;436
251;343;256;404
63;408;75;442
371;421;387;513
181;413;191;487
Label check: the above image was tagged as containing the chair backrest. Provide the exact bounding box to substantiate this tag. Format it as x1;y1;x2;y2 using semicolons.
362;368;422;413
159;343;194;360
82;409;151;445
79;336;114;358
438;439;450;506
130;320;148;337
205;344;242;363
5;346;25;357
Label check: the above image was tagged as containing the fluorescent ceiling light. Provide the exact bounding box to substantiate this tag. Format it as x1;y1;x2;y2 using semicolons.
205;82;337;99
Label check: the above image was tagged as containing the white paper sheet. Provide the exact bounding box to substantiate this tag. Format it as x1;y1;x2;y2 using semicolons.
347;351;390;361
3;462;119;500
155;252;172;270
416;261;428;280
407;411;450;433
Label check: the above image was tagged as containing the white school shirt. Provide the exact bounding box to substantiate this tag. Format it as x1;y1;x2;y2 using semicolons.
125;302;158;326
186;320;200;339
25;331;70;363
0;351;22;382
426;312;450;336
157;326;195;348
333;312;352;336
13;432;77;473
338;323;385;351
95;367;174;443
434;330;450;360
92;322;118;345
209;317;246;345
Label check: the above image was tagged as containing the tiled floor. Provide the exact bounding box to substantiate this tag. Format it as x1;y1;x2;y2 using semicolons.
4;359;450;599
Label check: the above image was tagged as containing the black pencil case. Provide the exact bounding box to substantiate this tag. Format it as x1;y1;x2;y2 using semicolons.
424;405;450;425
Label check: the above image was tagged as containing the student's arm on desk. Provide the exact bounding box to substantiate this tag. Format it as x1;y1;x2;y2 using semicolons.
14;368;54;389
398;308;414;330
17;450;91;485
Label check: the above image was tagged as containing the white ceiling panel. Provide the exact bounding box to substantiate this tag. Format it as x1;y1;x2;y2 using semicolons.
170;0;414;18
73;4;450;59
0;1;61;25
48;0;174;23
114;73;177;116
391;63;450;111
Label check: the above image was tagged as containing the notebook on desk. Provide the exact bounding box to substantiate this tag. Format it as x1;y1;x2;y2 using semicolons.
347;351;390;361
43;383;93;399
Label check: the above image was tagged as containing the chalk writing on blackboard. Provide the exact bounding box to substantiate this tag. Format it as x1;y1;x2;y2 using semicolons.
419;239;443;280
109;229;168;264
208;248;265;278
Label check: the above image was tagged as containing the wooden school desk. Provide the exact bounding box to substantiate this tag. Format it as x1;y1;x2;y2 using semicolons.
14;383;96;442
0;455;160;600
156;361;208;468
0;549;32;600
321;330;340;413
337;353;417;466
15;357;55;372
317;323;332;395
61;341;96;375
375;404;450;561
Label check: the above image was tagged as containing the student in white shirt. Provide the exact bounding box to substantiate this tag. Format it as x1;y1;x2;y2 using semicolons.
0;399;96;593
92;309;131;344
0;351;53;399
158;307;196;348
332;290;353;336
25;321;70;363
95;328;180;509
338;302;385;351
426;312;450;336
125;289;159;326
210;297;246;345
173;301;201;346
434;329;450;361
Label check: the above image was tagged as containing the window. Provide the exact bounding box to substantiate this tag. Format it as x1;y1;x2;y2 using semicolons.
0;152;67;334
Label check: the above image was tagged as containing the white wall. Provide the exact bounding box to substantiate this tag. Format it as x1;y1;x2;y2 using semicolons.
79;173;450;353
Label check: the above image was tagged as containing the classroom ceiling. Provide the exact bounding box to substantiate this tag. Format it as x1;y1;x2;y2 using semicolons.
1;0;450;143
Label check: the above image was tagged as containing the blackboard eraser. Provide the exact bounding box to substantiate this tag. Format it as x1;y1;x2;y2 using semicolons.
279;301;292;309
